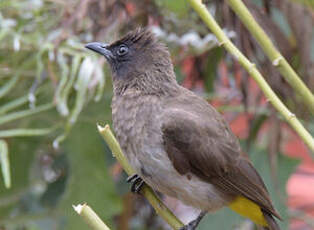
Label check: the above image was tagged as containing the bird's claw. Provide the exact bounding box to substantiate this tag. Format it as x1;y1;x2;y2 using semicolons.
179;221;199;230
126;174;145;193
179;211;206;230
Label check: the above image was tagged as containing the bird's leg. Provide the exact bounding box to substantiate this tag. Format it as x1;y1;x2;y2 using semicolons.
179;211;207;230
126;174;145;193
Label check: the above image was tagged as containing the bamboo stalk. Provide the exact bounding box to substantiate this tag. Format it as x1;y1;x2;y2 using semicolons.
187;0;314;152
73;203;111;230
97;124;184;230
227;0;314;114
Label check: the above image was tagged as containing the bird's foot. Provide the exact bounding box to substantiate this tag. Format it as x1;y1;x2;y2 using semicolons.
179;211;207;230
179;221;199;230
126;174;145;193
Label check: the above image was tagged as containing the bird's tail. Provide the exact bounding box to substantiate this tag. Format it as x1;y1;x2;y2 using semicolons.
262;211;281;230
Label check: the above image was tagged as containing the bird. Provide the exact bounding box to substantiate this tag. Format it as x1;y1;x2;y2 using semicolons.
85;28;281;230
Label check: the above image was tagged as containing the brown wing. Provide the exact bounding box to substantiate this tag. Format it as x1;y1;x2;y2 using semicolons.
161;97;281;219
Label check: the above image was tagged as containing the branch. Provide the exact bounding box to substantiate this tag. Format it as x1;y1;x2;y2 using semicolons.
73;203;111;230
226;0;314;115
97;124;184;230
187;0;314;152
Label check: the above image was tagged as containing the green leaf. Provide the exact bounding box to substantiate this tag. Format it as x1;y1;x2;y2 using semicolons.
246;114;268;150
0;128;55;138
0;73;20;99
0;140;11;188
204;47;224;93
57;102;122;229
69;57;95;125
58;55;82;117
0;103;54;126
0;84;48;115
155;0;190;17
0;136;41;218
55;51;70;116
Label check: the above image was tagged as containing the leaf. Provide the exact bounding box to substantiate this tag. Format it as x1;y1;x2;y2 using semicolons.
0;84;47;115
0;73;20;99
0;140;11;188
0;103;54;126
155;0;190;17
58;121;122;229
0;128;55;138
93;62;105;102
58;55;82;116
0;136;42;218
246;114;268;149
204;47;223;93
57;99;122;229
69;57;95;124
55;51;70;116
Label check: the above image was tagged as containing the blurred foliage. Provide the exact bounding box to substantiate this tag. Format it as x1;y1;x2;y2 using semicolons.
0;0;313;230
290;0;314;9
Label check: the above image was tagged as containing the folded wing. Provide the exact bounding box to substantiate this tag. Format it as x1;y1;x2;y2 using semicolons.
161;101;280;219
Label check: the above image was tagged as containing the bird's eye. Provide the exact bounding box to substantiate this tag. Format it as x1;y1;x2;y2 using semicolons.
117;45;129;56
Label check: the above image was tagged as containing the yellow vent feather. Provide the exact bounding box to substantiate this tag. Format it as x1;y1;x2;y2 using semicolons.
229;196;268;226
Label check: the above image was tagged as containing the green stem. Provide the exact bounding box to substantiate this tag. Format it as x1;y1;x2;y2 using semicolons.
187;0;314;152
227;0;314;114
0;128;55;138
73;204;111;230
97;124;184;230
0;103;54;126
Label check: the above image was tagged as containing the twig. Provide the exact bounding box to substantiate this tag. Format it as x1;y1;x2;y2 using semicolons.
97;124;184;230
227;0;314;114
73;203;111;230
187;0;314;152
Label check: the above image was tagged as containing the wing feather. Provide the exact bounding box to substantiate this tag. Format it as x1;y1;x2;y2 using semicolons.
161;102;281;219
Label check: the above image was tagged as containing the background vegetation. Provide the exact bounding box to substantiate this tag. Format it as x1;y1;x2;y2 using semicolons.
0;0;313;229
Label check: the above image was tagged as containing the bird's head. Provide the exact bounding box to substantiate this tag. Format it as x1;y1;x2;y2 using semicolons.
85;28;177;94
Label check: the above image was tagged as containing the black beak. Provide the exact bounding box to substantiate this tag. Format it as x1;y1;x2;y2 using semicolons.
85;42;113;59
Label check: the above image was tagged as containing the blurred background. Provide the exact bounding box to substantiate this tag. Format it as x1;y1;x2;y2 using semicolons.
0;0;314;229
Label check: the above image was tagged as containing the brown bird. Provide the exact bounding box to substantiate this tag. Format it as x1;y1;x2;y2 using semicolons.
86;28;281;230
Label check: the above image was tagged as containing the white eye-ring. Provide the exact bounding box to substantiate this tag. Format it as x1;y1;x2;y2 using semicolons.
117;44;129;56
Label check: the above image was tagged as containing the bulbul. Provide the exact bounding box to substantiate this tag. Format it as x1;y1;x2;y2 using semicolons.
86;28;281;230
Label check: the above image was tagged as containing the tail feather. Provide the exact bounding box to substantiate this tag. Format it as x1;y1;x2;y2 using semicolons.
262;211;281;230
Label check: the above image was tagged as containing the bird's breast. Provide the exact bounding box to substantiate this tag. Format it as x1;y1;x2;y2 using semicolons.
111;93;163;158
111;93;228;211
